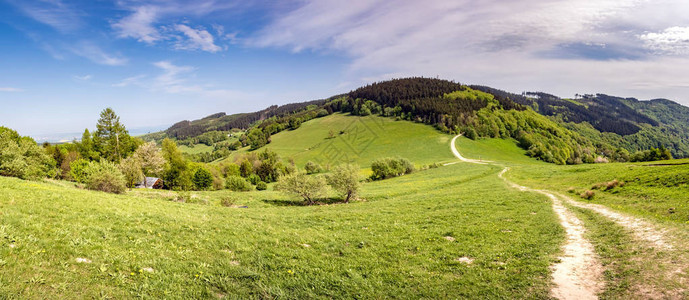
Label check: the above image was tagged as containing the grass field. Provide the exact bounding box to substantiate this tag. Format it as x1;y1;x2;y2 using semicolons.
0;158;566;298
178;144;214;155
455;135;689;298
220;113;456;169
454;136;689;225
2;118;687;298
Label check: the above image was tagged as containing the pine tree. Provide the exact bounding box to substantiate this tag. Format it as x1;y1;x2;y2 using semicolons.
95;108;130;161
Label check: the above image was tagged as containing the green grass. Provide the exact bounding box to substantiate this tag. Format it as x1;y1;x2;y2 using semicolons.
4;118;688;298
222;113;456;169
178;144;214;154
0;159;565;298
455;136;689;226
456;135;689;298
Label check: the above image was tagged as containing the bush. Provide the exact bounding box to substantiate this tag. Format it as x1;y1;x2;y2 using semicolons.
256;181;268;191
580;190;595;200
220;197;235;207
70;159;90;183
370;157;415;180
247;174;262;185
0;127;53;179
327;164;360;203
83;160;127;194
304;161;322;174
221;162;240;177
119;157;144;188
192;167;213;190
225;175;253;191
605;179;623;190
276;172;327;205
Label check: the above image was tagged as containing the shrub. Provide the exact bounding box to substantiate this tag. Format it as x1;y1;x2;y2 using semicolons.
605;179;623;190
247;174;262;185
221;162;240;177
239;159;253;177
119;156;144;188
580;190;595;200
304;161;322;174
192;167;213;190
276;172;327;205
220;197;235;207
256;181;268;191
225;175;253;191
370;157;415;180
70;159;90;183
174;192;190;202
0;127;53;179
327;164;360;203
83;160;127;194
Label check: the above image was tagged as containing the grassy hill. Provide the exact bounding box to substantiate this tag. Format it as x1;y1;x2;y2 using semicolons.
2;116;688;297
220;113;456;169
162;78;689;166
0;157;564;298
455;136;689;225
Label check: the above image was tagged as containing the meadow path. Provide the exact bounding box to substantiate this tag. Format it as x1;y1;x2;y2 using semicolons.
450;135;603;299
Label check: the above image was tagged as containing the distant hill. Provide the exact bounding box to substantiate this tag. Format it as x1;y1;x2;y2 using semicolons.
164;99;328;140
511;92;689;157
153;77;689;163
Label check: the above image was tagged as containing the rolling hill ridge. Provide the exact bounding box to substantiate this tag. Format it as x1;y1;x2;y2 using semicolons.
150;77;689;164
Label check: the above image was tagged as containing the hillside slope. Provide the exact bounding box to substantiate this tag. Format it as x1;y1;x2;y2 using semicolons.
155;77;689;164
220;113;455;169
513;92;689;157
0;155;564;298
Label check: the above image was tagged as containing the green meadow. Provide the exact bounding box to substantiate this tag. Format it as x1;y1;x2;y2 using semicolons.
178;144;214;155
220;113;456;169
1;114;687;298
0;160;564;298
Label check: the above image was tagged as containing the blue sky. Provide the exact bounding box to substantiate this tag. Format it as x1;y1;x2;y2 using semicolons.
2;0;689;140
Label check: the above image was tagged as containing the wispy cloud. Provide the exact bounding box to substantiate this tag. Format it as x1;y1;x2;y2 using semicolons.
69;42;128;66
73;74;93;81
149;61;246;98
112;6;162;44
7;0;82;32
173;24;222;52
112;75;147;87
113;61;242;98
249;0;689;102
110;0;243;52
0;87;24;92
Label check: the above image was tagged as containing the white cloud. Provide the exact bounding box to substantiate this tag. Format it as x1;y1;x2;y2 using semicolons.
173;24;222;52
640;26;689;55
8;0;82;32
112;6;162;44
69;42;128;66
112;75;147;87
111;1;241;51
73;74;92;81
146;61;240;97
250;0;689;104
0;87;24;92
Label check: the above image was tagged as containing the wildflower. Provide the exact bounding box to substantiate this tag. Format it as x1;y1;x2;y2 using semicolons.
287;270;294;274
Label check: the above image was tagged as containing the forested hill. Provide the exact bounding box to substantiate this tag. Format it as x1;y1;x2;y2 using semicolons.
154;77;689;164
511;92;689;158
165;99;328;139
